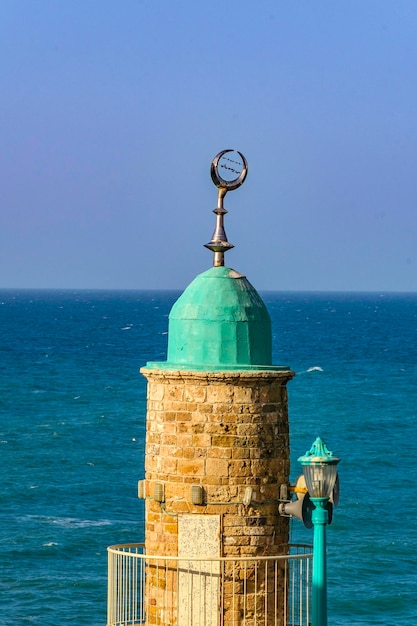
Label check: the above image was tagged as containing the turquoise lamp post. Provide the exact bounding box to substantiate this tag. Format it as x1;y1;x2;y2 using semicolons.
298;437;340;626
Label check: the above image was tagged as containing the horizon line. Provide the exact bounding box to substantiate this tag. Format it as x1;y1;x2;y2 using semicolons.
0;286;415;295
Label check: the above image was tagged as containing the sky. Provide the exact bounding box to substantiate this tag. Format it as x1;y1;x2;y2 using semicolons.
0;0;416;292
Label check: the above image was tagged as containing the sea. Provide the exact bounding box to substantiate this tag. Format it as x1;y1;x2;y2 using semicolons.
0;288;416;625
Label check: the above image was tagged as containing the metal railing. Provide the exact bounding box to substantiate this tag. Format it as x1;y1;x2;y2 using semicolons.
107;543;312;626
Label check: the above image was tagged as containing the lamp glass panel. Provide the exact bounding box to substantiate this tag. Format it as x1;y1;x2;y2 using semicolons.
303;463;338;499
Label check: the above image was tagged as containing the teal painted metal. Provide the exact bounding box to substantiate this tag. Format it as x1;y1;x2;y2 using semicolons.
298;437;340;499
146;266;290;371
298;437;339;469
144;362;290;372
298;438;341;626
311;497;329;626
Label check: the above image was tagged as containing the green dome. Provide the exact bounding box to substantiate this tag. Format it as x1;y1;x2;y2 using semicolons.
163;266;273;370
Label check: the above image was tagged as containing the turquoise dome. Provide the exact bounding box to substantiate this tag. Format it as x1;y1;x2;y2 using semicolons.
160;266;274;370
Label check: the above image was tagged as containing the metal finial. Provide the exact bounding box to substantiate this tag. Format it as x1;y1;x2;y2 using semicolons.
204;149;248;267
298;437;340;466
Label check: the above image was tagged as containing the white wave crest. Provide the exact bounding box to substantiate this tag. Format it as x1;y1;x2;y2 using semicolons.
50;517;113;528
20;515;113;528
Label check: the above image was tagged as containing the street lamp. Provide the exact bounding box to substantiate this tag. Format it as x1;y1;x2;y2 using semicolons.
298;437;340;626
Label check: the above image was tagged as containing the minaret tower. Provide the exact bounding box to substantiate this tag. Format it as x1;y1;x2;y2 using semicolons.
140;150;294;626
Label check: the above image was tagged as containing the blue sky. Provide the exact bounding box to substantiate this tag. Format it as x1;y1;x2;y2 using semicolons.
1;1;416;291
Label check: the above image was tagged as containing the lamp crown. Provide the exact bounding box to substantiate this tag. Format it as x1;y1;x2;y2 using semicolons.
298;436;340;466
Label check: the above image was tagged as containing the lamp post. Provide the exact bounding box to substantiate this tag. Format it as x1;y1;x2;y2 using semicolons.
298;437;340;626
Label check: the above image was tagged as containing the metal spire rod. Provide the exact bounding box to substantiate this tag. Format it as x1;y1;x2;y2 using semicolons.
204;149;248;267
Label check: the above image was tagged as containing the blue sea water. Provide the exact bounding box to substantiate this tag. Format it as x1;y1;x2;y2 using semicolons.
0;289;416;625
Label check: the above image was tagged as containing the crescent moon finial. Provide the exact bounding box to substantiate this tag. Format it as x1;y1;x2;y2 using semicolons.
205;149;248;267
210;149;248;190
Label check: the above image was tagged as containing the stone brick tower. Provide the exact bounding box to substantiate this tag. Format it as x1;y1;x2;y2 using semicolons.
140;151;294;625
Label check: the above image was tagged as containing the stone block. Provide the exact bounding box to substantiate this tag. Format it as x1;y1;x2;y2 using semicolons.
191;411;208;422
224;535;250;546
146;432;162;445
183;385;207;402
177;458;205;476
161;456;178;473
260;383;282;403
223;609;241;624
249;446;274;459
163;522;178;535
162;399;186;411
146;444;161;456
236;436;261;448
224;525;245;537
160;433;178;446
145;455;162;472
177;423;192;436
238;422;273;437
175;410;192;422
228;460;252;478
211;434;236;447
183;475;201;484
207;446;232;459
223;515;243;527
257;485;278;501
233;386;259;403
206;385;234;403
274;422;289;435
192;433;211;447
223;580;244;595
146;506;160;520
212;402;234;414
176;434;194;451
184;402;199;412
250;459;273;476
207;411;232;423
163;422;178;434
165;385;184;401
152;400;167;412
193;402;214;413
207;485;237;500
190;423;205;434
148;420;164;433
228;476;252;485
148;384;165;401
163;411;177;422
169;474;184;483
206;457;229;477
169;500;190;514
168;445;185;460
183;447;195;459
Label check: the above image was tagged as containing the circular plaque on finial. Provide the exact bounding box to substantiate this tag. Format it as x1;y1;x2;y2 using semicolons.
211;149;248;191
